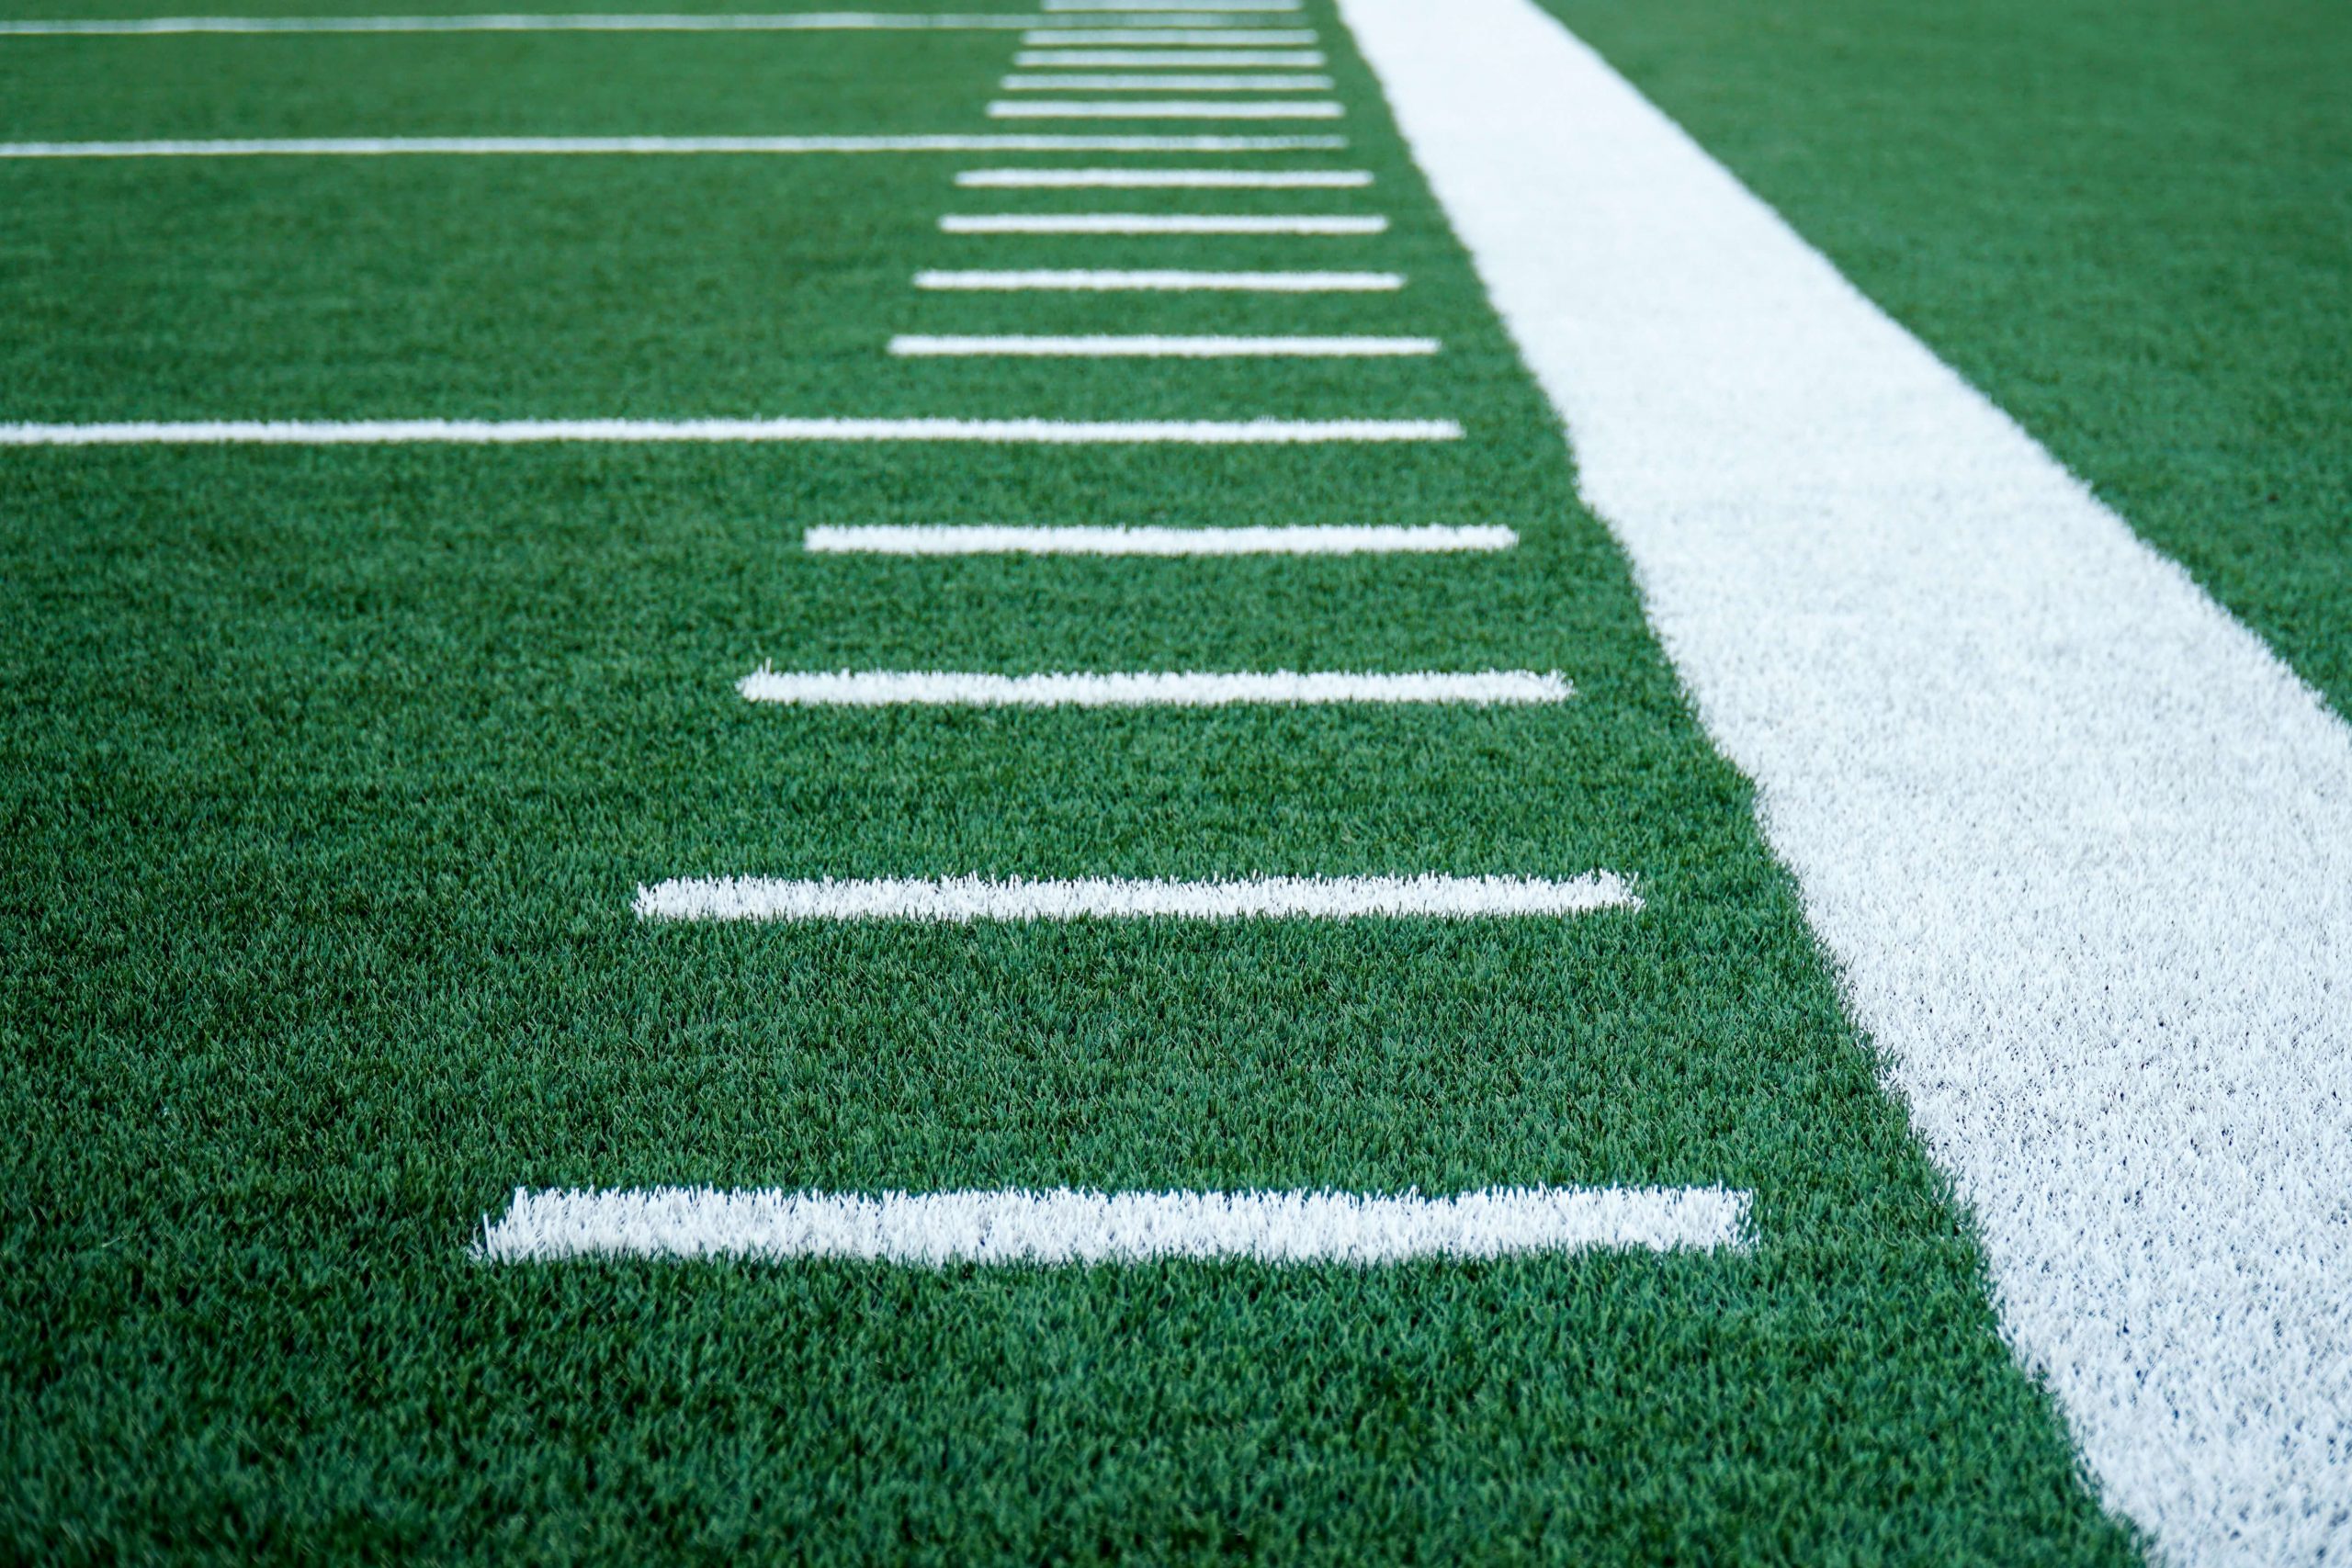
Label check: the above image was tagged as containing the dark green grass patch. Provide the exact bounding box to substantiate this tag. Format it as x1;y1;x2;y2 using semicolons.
1;10;2141;1562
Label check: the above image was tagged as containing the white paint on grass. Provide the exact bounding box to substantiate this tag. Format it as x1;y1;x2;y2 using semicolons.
0;11;1129;34
479;1186;1751;1264
1013;48;1326;65
0;133;1348;158
736;668;1570;705
802;524;1514;554
0;417;1460;446
888;333;1437;356
954;166;1366;187
1043;0;1301;11
1022;28;1317;45
1339;0;2352;1559
988;98;1341;118
915;269;1400;291
940;212;1385;234
633;873;1638;922
1001;73;1333;90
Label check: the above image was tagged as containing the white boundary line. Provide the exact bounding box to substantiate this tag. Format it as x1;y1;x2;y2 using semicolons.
1045;0;1302;11
479;1186;1753;1264
736;669;1571;705
0;133;1350;158
1012;48;1325;64
0;417;1462;446
1023;28;1317;44
1340;0;2352;1557
914;269;1402;290
1001;73;1334;89
801;524;1516;554
633;873;1640;921
939;212;1385;233
953;167;1368;187
888;333;1439;356
988;98;1341;118
0;11;1143;33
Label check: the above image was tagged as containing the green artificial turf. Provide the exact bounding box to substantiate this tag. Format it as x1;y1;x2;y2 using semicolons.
0;6;2154;1562
1544;0;2352;722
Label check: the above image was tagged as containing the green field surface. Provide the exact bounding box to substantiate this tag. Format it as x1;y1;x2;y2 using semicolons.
12;0;2331;1559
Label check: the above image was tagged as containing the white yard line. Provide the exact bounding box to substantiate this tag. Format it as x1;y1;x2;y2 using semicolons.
802;524;1514;554
1340;0;2352;1560
634;874;1638;922
479;1186;1751;1264
1001;73;1334;89
988;98;1341;118
0;11;1105;33
915;269;1400;290
0;133;1349;158
939;212;1385;233
1044;0;1301;11
737;669;1570;705
954;167;1369;186
1023;28;1317;45
888;333;1437;356
0;417;1459;445
1013;48;1325;65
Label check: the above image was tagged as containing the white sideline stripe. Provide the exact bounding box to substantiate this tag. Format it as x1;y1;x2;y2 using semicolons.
0;133;1349;158
1340;0;2352;1560
1044;0;1301;11
803;524;1515;554
988;98;1340;118
737;669;1570;705
941;212;1385;233
0;417;1461;446
1001;73;1333;89
954;167;1370;187
0;12;1153;34
478;1186;1750;1264
915;269;1401;291
888;333;1438;356
1023;28;1316;44
636;874;1638;922
1013;48;1325;64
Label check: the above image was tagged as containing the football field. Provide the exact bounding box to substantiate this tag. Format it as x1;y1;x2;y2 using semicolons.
1;0;2346;1560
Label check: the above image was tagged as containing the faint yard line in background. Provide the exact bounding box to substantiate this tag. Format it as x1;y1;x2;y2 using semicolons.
1001;73;1334;89
0;11;1197;34
915;269;1400;290
1023;29;1317;46
987;98;1341;118
0;418;1460;446
479;1187;1750;1264
633;874;1638;922
0;134;1350;158
955;167;1369;186
888;333;1437;356
940;212;1385;233
736;669;1569;705
802;524;1512;554
1013;49;1324;65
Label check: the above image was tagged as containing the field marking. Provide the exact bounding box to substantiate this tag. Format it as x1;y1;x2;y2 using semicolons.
1044;0;1301;11
0;418;1461;446
940;212;1385;233
0;133;1349;159
1340;0;2352;1558
915;269;1400;291
737;669;1570;705
888;333;1438;356
1023;28;1317;45
803;524;1515;554
988;98;1341;118
633;874;1638;922
1001;73;1334;89
955;167;1369;187
1013;48;1325;64
479;1186;1751;1265
0;12;1135;34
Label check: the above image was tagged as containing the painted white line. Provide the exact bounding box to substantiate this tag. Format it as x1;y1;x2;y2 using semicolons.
915;269;1400;291
804;524;1515;554
634;873;1638;922
889;333;1438;356
1044;0;1302;11
737;669;1570;705
1001;72;1333;89
0;418;1461;446
0;133;1351;159
1023;28;1317;45
0;11;1123;34
989;98;1341;118
1340;0;2352;1558
940;212;1385;233
1013;48;1325;65
956;166;1369;187
479;1186;1750;1264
